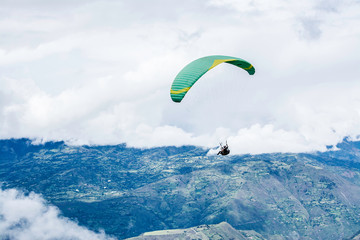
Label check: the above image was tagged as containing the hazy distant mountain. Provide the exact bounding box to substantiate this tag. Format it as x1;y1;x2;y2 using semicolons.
127;222;264;240
1;138;360;239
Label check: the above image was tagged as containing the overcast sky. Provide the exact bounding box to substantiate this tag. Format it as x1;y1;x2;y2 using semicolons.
1;0;360;154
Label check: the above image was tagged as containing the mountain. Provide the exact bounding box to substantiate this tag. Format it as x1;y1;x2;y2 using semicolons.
127;222;264;240
1;138;360;239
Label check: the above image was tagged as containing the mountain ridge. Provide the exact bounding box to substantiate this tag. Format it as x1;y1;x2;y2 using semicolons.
126;221;264;240
1;138;360;239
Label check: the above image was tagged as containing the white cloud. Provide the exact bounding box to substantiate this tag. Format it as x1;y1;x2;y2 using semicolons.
0;188;115;240
208;124;317;155
0;0;360;154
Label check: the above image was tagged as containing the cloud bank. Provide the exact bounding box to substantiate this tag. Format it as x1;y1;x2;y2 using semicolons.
0;188;115;240
1;0;360;154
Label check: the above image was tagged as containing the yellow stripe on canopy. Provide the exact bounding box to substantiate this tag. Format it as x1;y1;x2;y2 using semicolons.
208;59;236;70
170;87;191;95
243;64;253;70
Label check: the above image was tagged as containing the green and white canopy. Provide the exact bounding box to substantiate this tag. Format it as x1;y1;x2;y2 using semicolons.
170;55;255;103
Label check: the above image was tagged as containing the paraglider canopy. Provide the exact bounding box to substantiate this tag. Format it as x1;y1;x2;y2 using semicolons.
170;55;255;103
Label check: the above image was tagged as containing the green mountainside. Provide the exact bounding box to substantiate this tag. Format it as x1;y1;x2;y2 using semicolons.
1;139;360;239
